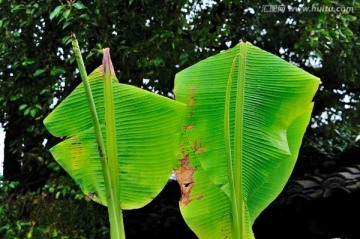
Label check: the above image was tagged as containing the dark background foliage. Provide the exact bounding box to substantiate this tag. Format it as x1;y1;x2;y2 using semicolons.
0;0;359;238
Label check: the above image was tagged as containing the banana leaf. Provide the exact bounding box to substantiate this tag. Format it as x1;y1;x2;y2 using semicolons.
173;41;320;238
44;66;186;210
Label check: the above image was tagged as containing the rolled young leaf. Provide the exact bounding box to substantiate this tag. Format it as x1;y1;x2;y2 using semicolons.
173;41;320;238
44;66;186;209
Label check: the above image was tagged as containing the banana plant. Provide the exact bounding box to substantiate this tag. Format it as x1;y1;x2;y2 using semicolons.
43;36;186;238
45;36;319;239
173;41;320;238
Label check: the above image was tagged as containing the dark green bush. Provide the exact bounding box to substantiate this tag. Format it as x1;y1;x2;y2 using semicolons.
0;175;109;239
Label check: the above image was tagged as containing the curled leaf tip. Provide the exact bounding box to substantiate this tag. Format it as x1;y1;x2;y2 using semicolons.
71;33;77;41
102;48;115;76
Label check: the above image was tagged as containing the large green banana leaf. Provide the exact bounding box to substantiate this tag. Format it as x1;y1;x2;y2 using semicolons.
173;42;320;238
44;66;186;209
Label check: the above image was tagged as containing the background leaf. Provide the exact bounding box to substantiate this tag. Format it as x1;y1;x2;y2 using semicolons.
33;69;45;77
49;5;64;20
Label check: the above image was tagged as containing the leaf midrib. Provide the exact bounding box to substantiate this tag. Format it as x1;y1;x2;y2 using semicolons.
234;42;247;238
225;42;248;239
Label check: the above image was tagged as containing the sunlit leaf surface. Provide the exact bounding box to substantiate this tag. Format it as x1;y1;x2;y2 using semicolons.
44;67;186;209
174;42;320;238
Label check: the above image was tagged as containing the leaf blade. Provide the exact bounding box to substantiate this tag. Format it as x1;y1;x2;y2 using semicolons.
44;66;187;209
50;5;64;20
173;42;320;238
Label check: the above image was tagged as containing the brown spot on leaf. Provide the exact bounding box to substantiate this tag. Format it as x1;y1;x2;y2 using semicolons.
197;195;203;201
188;87;196;107
193;140;206;154
187;87;197;116
180;147;188;158
184;124;194;131
174;155;196;206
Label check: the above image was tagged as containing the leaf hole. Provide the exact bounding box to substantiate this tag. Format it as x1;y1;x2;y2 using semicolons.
183;182;193;188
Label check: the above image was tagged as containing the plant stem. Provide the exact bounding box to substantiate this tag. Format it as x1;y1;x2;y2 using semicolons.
71;34;125;239
103;48;125;239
